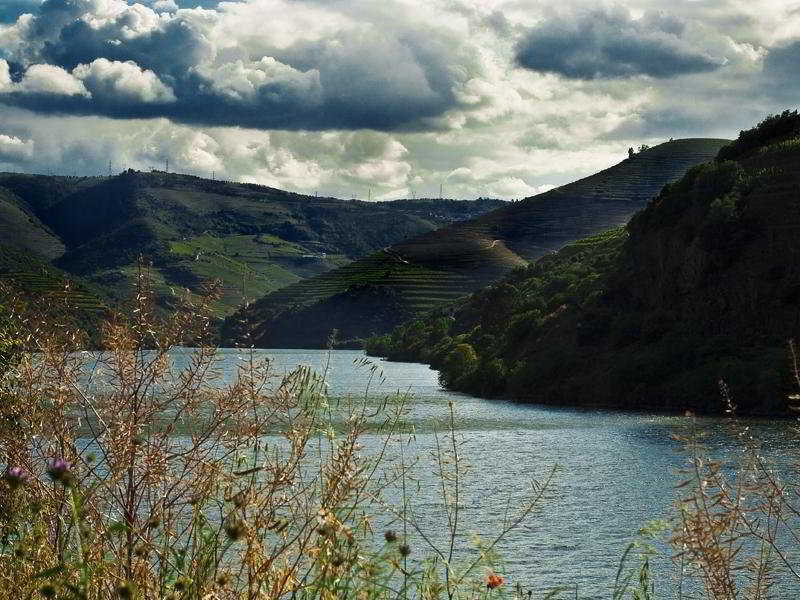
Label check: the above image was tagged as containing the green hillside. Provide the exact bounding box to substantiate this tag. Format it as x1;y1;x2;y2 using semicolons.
0;171;503;315
225;138;728;347
368;111;800;415
0;243;109;341
0;185;65;260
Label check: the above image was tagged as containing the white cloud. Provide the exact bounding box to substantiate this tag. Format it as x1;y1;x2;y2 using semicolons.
0;60;10;89
198;56;321;103
0;133;34;162
73;58;176;103
16;63;89;96
152;0;178;12
0;0;797;199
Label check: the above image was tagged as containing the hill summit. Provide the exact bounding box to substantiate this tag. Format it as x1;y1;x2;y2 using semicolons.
224;138;728;347
368;111;800;415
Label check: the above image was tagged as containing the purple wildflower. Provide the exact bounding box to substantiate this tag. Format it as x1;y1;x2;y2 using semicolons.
46;458;73;486
4;466;27;489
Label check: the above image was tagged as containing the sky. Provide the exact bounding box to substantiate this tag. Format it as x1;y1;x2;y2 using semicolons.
0;0;798;200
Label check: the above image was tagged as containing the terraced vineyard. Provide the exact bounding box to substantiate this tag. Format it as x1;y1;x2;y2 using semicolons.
255;252;474;310
0;244;109;339
0;171;504;318
226;138;729;347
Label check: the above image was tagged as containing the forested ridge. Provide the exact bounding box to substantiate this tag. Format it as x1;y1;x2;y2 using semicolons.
367;111;800;415
225;138;727;347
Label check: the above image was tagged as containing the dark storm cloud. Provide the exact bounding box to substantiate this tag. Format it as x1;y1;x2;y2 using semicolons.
0;0;466;131
42;13;213;74
601;107;760;142
762;39;800;100
515;7;726;80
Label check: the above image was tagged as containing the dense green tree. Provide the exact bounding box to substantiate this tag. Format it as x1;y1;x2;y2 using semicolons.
367;111;800;415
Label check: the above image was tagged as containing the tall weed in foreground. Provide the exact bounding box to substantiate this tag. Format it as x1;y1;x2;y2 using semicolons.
665;363;800;600
0;271;553;600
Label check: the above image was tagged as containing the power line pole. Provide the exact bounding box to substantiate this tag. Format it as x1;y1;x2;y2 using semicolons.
368;187;371;202
165;159;169;173
108;160;112;176
439;182;443;200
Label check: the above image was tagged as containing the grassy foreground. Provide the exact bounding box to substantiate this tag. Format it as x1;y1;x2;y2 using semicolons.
1;274;800;599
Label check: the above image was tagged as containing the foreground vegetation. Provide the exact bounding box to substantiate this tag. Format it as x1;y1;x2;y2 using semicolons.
2;269;800;598
0;277;557;599
368;111;800;415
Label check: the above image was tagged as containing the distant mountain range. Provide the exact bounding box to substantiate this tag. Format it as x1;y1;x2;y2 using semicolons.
223;138;728;347
0;170;504;320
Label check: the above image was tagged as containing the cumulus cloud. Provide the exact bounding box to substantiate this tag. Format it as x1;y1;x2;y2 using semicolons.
0;0;477;131
0;60;89;96
0;0;798;201
515;6;727;79
151;0;178;12
0;133;34;162
73;58;176;104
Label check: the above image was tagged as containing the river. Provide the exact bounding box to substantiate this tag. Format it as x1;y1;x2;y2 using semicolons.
195;348;799;599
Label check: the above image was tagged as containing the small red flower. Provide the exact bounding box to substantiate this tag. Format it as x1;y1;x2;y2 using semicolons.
486;573;504;589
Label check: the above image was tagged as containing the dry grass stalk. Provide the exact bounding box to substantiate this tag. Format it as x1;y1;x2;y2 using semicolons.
670;375;800;600
0;267;553;600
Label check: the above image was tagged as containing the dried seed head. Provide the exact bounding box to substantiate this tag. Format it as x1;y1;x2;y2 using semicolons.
174;577;191;592
384;530;397;543
215;572;232;587
225;518;246;542
39;584;57;598
146;516;161;529
398;543;411;557
116;582;137;599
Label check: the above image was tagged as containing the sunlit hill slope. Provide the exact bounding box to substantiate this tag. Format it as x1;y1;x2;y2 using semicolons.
0;170;503;316
224;138;728;347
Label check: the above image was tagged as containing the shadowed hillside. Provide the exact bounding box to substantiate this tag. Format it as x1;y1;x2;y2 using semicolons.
225;138;728;347
0;243;110;342
0;171;503;315
367;111;800;415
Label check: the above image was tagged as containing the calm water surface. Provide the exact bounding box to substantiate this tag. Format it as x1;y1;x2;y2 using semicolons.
184;349;799;598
